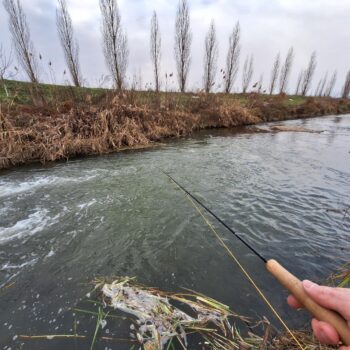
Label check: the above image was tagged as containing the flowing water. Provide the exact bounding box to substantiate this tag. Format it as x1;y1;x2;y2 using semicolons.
0;115;349;349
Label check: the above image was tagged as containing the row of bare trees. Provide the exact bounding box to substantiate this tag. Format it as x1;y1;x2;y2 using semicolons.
2;0;350;97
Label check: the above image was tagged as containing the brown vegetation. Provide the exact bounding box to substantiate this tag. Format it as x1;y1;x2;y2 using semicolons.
1;91;350;170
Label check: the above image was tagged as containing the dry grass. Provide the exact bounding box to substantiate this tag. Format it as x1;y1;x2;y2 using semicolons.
87;277;338;350
328;261;350;288
1;87;350;170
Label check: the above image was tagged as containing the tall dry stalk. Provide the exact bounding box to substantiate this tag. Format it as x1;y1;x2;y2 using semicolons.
317;72;328;97
269;52;280;94
257;74;263;93
314;77;322;97
203;20;218;93
342;70;350;99
224;22;240;93
150;11;161;92
295;70;303;95
100;0;129;90
242;54;254;93
325;70;337;97
56;0;82;87
3;0;39;83
279;47;294;94
174;0;192;92
301;51;317;96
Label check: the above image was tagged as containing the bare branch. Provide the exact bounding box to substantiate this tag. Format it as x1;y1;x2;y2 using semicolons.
324;70;337;97
301;51;317;96
56;0;82;87
150;10;161;92
279;47;294;94
342;70;350;99
100;0;129;90
3;0;39;83
242;54;254;93
224;22;240;93
203;20;218;93
174;0;192;92
0;44;13;80
269;52;280;94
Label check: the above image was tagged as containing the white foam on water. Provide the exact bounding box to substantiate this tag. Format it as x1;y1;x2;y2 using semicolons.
46;249;55;258
1;258;38;271
0;173;98;199
0;209;50;244
77;199;97;210
0;258;38;288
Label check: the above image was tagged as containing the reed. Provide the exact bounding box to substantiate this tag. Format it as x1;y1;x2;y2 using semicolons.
1;80;350;170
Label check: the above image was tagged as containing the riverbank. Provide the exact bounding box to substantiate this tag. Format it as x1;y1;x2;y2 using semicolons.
1;79;350;169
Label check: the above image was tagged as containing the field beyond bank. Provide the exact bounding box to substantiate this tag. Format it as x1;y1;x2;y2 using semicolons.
1;79;350;170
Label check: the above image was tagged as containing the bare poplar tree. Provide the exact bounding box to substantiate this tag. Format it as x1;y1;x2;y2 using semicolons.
100;0;129;90
224;21;240;93
56;0;82;87
269;52;280;94
325;70;337;97
174;0;192;92
342;70;350;99
295;70;303;95
279;47;294;94
242;54;254;93
3;0;39;82
301;51;317;96
318;72;328;96
150;10;161;92
0;44;13;80
203;20;218;93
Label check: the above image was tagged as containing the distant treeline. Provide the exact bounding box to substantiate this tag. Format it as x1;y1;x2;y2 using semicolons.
1;0;350;98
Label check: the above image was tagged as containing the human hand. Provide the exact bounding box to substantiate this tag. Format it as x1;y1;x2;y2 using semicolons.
287;280;350;349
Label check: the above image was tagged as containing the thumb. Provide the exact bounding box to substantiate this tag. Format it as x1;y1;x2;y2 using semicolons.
302;280;350;321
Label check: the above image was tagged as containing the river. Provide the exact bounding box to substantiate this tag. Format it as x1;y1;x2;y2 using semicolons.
0;114;349;349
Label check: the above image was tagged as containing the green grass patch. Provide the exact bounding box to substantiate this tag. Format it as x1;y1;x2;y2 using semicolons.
0;79;311;108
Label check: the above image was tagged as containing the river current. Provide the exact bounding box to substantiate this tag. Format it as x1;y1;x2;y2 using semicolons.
0;115;349;349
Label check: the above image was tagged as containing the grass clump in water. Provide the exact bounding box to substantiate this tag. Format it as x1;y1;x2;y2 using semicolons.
95;276;250;349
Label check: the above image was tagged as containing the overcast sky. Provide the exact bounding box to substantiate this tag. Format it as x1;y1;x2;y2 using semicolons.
1;0;349;95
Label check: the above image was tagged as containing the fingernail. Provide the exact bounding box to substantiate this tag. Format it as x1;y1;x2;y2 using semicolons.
303;280;317;290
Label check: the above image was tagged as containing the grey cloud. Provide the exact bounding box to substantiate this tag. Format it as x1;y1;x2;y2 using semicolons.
0;0;349;95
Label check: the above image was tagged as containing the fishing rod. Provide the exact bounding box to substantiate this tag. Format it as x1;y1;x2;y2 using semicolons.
163;171;350;346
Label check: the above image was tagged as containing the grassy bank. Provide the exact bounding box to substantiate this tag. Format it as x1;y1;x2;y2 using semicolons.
1;79;350;169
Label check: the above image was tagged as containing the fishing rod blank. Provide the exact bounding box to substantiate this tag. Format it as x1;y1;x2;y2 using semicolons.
164;172;350;346
164;172;267;263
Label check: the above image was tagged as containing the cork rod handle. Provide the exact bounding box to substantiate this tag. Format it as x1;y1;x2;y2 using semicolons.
266;259;350;346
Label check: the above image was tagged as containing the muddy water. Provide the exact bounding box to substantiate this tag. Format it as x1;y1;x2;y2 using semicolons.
0;115;349;349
